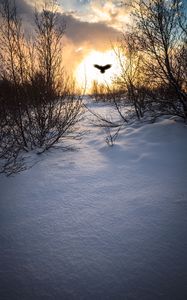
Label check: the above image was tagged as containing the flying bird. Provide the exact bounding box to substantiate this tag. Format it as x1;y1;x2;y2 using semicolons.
94;64;112;74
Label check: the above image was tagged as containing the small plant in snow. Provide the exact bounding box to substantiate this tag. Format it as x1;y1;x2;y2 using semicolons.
105;126;121;146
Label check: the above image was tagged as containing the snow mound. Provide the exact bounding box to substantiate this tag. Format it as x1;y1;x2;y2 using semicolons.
0;110;187;300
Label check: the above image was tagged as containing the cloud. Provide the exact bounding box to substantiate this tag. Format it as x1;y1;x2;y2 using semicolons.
0;0;124;77
87;0;132;29
63;13;121;49
60;12;121;76
0;0;34;17
0;0;35;36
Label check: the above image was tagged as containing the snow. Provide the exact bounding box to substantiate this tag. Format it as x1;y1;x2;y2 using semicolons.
0;102;187;300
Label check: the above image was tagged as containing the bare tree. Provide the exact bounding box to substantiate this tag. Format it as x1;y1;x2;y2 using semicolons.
114;32;148;119
34;3;65;94
0;0;30;149
0;1;83;174
132;0;187;119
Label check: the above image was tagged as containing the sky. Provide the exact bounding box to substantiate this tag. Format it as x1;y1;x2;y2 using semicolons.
56;0;131;87
1;0;131;89
1;0;187;89
1;0;186;90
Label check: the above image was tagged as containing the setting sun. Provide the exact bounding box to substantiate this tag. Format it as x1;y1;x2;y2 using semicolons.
75;50;122;92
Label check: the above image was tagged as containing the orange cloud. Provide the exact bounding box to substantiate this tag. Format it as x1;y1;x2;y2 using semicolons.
62;12;122;78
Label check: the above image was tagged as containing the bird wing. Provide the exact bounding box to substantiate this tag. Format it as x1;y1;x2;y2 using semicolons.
94;64;102;71
103;64;112;70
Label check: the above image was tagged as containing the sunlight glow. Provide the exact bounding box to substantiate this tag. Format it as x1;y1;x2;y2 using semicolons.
75;50;122;92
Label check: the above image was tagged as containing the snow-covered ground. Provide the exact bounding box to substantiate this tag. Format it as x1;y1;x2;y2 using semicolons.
0;102;187;300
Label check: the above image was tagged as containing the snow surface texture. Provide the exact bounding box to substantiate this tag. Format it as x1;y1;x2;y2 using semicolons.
0;104;187;300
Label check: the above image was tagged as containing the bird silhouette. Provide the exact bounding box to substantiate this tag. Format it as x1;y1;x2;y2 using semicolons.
94;64;112;73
